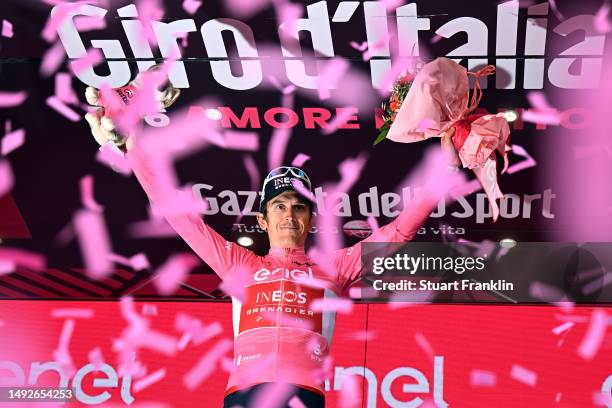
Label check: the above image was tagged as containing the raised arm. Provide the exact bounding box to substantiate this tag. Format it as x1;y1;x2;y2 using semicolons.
84;88;252;281
332;129;461;291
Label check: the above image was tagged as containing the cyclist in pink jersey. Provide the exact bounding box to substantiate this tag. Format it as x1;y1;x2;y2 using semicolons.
84;85;459;407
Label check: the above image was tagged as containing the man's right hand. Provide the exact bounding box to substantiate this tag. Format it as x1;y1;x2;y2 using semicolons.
83;86;136;151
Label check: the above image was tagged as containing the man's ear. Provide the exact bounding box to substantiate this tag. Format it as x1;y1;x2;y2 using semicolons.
256;213;267;230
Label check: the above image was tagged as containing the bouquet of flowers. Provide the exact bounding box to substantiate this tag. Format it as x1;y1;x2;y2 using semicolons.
373;73;415;146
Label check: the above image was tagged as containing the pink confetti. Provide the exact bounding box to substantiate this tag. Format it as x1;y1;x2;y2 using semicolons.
310;297;354;314
510;364;537;387
2;20;14;38
136;0;164;45
176;314;223;347
51;308;95;319
548;0;565;20
46;96;80;122
88;347;104;371
0;91;27;107
321;108;359;135
53;319;76;378
42;3;80;43
40;41;66;77
529;281;567;303
133;368;166;393
153;253;200;296
267;93;294;170
182;0;202;15
552;321;575;335
1;128;25;156
141;303;158;316
74;15;107;32
73;209;114;279
594;3;612;33
470;369;497;387
316;58;349;101
70;47;104;74
128;219;177;238
577;308;608;360
219;267;250;302
222;130;259;151
430;34;443;44
338;374;360;408
55;73;78;105
288;396;307;408
107;252;151;271
0;260;15;276
349;41;368;52
80;174;104;212
506;144;537;175
593;390;612;406
0;247;46;270
348;286;361;299
183;338;233;390
96;143;134;176
344;329;377;342
415;331;435;359
291;153;311;167
249;382;295;408
522;109;561;126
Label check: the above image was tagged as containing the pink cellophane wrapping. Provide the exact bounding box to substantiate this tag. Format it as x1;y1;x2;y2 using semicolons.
386;57;511;222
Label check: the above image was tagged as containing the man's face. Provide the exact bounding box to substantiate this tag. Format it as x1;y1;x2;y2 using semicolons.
257;191;312;248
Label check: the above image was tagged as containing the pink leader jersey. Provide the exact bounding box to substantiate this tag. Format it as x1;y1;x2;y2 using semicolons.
127;149;435;397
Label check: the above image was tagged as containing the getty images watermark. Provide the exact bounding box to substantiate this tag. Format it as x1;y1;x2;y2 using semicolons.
361;242;612;304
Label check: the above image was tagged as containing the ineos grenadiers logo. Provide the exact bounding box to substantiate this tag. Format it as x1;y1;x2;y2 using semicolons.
253;267;314;282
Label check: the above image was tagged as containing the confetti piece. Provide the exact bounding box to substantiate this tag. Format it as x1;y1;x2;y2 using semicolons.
338;374;360;408
593;390;612;406
577;308;608;360
552;321;574;335
55;72;78;105
219;267;250;302
548;0;564;20
141;303;158;316
53;319;76;378
510;364;537;387
2;20;14;38
0;260;15;276
133;368;166;393
40;41;66;77
73;209;113;279
42;3;80;43
249;382;295;408
0;247;46;270
595;3;612;33
291;153;311;167
470;369;497;387
70;48;104;74
221;130;259;151
288;396;307;408
415;332;435;359
349;41;368;52
107;252;151;271
267;93;295;170
317;58;349;101
88;347;104;371
183;338;233;390
182;0;202;15
153;253;200;296
310;297;354;314
0;91;27;107
529;281;567;303
344;329;377;342
74;15;107;32
1;129;25;156
321;108;359;135
51;308;95;319
96;143;134;176
80;175;104;212
348;286;361;299
46;96;80;122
